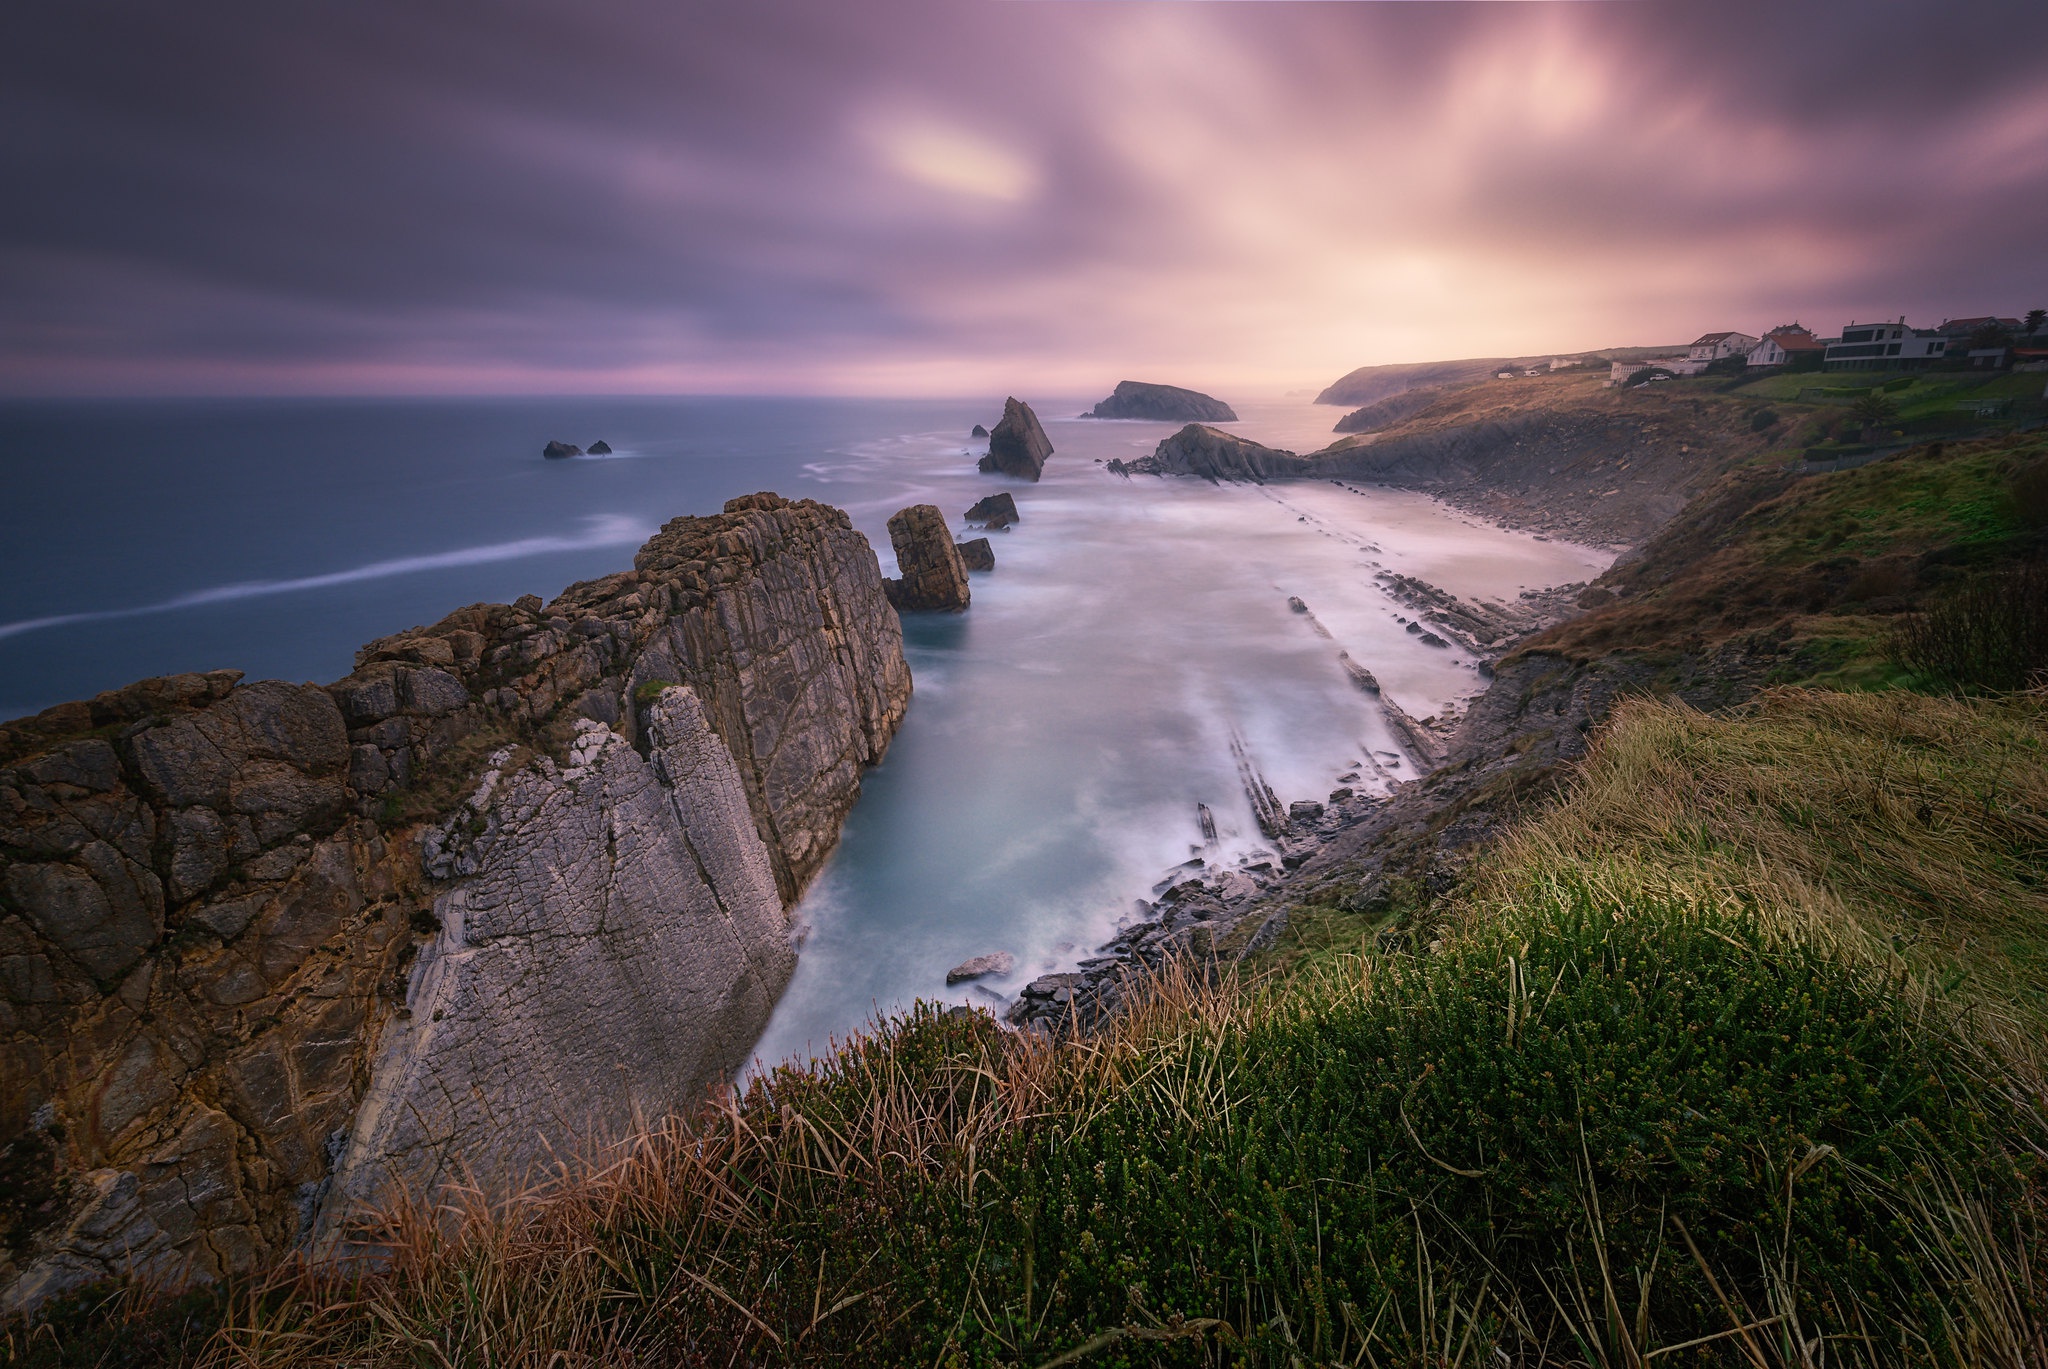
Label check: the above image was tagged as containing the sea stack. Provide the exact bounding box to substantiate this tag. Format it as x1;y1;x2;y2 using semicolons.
543;440;582;459
1083;381;1238;423
882;505;971;611
978;398;1053;481
955;538;995;571
971;424;989;438
587;440;613;455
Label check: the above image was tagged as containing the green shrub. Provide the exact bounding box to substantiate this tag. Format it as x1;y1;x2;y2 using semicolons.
1890;560;2048;692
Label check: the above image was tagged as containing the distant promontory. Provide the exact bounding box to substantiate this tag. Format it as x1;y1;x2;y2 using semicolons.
1083;381;1238;423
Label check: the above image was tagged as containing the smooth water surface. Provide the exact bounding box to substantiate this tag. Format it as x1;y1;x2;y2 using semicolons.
0;394;1608;1066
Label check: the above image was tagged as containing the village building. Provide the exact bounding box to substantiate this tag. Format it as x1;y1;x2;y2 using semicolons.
1687;331;1760;365
1746;324;1827;369
1823;317;1948;371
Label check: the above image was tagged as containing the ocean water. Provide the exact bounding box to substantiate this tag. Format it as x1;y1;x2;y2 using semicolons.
0;394;1607;1067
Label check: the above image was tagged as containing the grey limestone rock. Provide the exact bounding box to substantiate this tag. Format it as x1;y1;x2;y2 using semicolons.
0;492;909;1313
945;951;1014;984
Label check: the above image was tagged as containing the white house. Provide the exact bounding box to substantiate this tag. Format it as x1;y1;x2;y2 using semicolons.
1688;331;1760;365
1746;325;1826;369
1823;318;1948;372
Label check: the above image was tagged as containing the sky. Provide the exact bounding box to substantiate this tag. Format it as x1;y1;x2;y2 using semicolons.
3;0;2046;398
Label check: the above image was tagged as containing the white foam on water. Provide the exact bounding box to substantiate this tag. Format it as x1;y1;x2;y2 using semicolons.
0;513;651;644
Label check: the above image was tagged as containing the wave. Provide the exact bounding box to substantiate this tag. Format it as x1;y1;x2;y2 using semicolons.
0;514;652;644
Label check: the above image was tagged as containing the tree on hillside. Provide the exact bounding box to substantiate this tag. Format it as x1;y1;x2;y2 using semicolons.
1852;390;1900;428
2026;308;2046;338
1969;322;2015;351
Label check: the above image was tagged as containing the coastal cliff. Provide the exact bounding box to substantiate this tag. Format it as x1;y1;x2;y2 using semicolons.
0;493;910;1311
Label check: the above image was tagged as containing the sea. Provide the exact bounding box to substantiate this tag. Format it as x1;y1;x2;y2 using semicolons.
0;394;1609;1069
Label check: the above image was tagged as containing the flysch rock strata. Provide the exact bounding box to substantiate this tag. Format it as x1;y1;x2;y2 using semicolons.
881;504;971;612
978;398;1053;481
0;492;909;1313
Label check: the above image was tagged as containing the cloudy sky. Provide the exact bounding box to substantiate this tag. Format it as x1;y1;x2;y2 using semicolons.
3;0;2046;396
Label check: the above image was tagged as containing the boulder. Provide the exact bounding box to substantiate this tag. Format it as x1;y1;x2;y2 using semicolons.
1289;800;1325;823
971;424;989;438
587;440;612;455
955;538;995;572
882;505;971;611
964;492;1019;529
977;398;1053;481
542;440;581;459
946;951;1015;984
1083;381;1238;423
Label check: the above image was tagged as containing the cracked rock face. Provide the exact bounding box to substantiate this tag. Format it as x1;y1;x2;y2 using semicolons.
323;693;789;1226
0;492;909;1312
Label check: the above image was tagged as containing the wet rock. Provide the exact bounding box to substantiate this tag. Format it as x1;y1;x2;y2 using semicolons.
1083;381;1237;423
955;538;995;572
542;440;581;459
587;440;612;455
1288;596;1308;613
965;492;1019;529
977;398;1053;481
1289;800;1324;823
881;505;971;612
946;951;1015;984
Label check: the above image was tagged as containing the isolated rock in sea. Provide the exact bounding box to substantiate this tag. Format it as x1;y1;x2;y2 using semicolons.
882;504;971;611
588;440;612;455
1288;596;1308;613
1084;380;1238;423
965;492;1019;528
543;440;582;459
0;492;911;1312
956;538;996;572
1125;425;1306;482
977;398;1053;481
946;950;1015;984
971;424;989;438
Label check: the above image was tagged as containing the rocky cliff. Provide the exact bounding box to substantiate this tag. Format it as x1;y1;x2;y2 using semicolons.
0;492;910;1311
1083;381;1237;423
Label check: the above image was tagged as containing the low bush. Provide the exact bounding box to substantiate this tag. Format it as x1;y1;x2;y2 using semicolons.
1889;560;2048;692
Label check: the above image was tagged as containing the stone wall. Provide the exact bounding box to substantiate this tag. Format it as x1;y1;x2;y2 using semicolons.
0;493;910;1312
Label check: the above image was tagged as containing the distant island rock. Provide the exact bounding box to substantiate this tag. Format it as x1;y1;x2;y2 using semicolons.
971;423;989;438
977;398;1053;481
1108;424;1304;482
588;440;612;455
543;440;582;459
965;492;1019;529
881;504;971;611
1082;381;1238;423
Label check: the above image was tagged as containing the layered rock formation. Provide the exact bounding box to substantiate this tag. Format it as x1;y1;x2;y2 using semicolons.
977;398;1053;481
955;538;995;572
0;493;910;1311
1331;387;1454;434
882;505;970;612
1110;425;1304;482
1083;381;1237;423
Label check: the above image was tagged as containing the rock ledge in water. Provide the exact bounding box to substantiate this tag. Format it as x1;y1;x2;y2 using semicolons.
965;492;1019;528
946;951;1015;984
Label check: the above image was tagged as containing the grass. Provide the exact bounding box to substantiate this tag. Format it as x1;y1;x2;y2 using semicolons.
18;689;2042;1368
